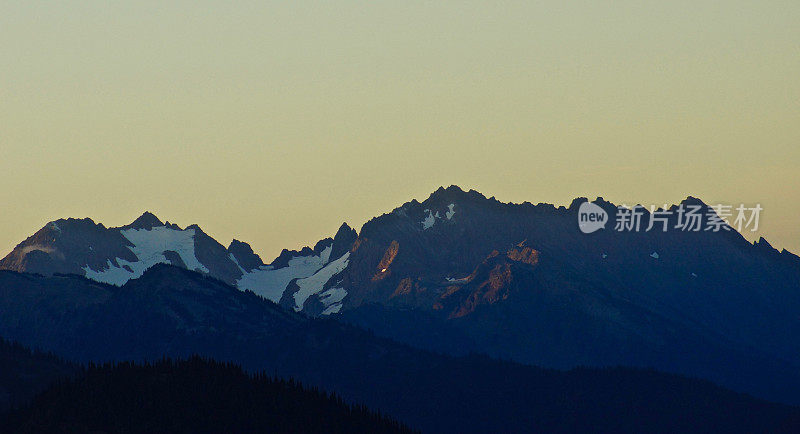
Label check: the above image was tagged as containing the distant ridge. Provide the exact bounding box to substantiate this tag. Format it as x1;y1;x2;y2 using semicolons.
0;210;357;314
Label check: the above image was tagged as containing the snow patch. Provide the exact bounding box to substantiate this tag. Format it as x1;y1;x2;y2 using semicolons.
321;303;343;315
81;227;208;286
446;203;456;220
319;245;333;265
319;287;348;315
422;204;456;229
229;253;246;274
122;227;209;273
293;252;350;311
237;252;329;302
421;209;436;230
83;259;133;286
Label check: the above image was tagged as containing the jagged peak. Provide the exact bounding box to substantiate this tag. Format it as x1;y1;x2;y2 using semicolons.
568;197;589;210
334;222;357;240
52;217;98;225
336;221;354;233
679;196;710;207
228;238;251;250
425;185;482;202
164;221;182;230
270;246;316;268
331;222;358;259
408;186;489;218
313;238;334;255
185;224;206;235
754;237;775;250
227;239;265;271
593;196;614;207
126;211;164;230
34;217;103;237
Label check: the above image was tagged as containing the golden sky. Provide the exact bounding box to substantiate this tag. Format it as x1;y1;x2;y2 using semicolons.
1;0;798;260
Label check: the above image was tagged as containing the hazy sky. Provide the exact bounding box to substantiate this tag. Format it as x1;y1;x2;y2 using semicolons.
2;0;798;260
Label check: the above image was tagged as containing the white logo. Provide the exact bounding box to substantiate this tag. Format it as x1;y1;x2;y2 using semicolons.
578;202;608;234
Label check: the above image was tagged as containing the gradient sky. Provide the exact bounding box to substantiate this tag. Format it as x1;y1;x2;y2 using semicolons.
1;0;798;260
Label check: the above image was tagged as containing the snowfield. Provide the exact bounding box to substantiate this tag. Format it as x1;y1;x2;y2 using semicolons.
236;246;333;303
81;231;349;314
292;252;350;312
83;227;208;286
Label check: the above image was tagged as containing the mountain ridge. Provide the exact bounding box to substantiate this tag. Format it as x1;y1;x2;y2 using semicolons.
0;210;358;314
2;186;799;404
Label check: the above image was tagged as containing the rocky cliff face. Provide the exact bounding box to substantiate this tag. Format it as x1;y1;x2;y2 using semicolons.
330;186;800;404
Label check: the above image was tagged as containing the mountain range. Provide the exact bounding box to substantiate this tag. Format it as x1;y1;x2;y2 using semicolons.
2;185;799;407
0;210;357;315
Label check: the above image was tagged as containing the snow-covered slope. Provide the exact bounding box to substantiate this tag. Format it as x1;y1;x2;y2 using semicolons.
237;245;332;303
237;246;351;315
83;227;209;286
0;213;357;316
292;252;350;312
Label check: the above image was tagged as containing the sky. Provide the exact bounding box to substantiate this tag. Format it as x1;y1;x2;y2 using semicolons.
1;0;798;260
